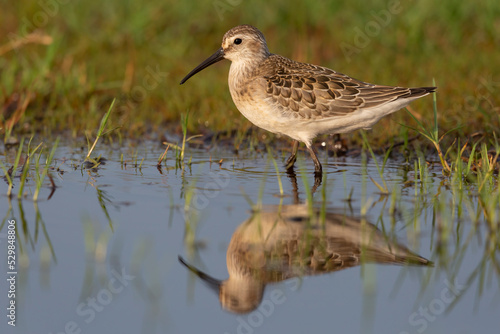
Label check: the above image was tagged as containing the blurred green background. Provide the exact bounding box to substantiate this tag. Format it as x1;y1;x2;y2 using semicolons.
1;0;499;143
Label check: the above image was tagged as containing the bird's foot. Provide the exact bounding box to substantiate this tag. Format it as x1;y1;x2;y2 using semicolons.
314;167;322;180
285;155;297;171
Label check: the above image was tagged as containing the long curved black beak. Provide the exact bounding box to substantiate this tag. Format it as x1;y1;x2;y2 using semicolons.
178;256;222;294
180;47;225;85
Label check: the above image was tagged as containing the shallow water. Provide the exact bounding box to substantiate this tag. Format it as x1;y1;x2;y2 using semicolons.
0;141;498;334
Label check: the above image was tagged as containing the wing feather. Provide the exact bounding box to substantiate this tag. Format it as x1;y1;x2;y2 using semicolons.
256;55;434;119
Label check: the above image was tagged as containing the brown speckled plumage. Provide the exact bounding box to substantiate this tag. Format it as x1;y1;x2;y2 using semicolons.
256;54;435;119
180;25;436;174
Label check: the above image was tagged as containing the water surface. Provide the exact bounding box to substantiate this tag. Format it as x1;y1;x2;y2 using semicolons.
0;141;498;334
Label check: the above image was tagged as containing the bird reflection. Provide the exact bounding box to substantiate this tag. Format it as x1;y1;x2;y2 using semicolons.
179;204;432;313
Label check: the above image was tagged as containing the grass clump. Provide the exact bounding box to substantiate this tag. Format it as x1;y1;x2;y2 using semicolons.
403;85;458;174
85;99;118;165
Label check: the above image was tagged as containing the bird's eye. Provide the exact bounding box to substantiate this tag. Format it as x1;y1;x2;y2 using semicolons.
234;38;242;45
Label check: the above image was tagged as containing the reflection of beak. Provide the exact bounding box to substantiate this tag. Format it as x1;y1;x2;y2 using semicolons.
178;256;222;294
180;47;225;84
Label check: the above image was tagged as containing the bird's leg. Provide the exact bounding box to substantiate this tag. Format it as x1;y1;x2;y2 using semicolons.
306;144;323;176
285;140;299;170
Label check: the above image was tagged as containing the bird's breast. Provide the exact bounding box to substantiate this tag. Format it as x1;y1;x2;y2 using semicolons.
227;62;308;140
229;77;285;132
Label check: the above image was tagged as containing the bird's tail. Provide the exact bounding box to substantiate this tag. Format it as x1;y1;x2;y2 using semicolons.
409;86;437;97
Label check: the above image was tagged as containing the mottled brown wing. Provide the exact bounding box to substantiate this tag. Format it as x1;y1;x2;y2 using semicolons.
259;55;425;120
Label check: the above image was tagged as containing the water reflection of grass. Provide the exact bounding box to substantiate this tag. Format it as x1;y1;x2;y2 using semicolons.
0;137;497;328
394;148;499;314
0;197;57;264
